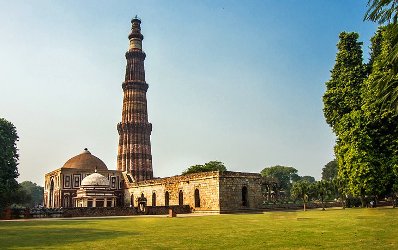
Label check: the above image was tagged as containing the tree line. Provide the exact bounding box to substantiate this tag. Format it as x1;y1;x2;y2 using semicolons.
260;163;345;210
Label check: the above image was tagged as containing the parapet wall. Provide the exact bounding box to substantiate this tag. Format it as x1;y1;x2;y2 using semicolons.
1;206;190;219
62;205;190;217
126;171;221;211
126;171;222;187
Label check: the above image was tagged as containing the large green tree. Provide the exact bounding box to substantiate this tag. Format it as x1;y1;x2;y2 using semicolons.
182;161;227;175
260;165;299;193
323;32;372;206
324;27;398;207
0;118;20;212
19;181;44;207
360;26;398;199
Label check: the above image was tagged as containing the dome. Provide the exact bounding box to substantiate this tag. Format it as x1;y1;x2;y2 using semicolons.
81;172;110;186
62;148;108;170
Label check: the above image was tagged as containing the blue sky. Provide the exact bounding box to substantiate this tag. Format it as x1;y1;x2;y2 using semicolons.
0;1;378;185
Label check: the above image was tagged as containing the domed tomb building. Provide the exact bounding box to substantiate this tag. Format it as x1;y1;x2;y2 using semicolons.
73;171;117;207
44;148;123;208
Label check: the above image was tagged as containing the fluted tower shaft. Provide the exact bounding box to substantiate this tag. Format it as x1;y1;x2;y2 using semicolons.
117;17;153;181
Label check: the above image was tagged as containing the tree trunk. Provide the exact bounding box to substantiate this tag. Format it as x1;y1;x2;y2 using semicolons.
360;195;366;208
321;197;325;210
303;200;306;211
267;188;271;201
340;195;346;209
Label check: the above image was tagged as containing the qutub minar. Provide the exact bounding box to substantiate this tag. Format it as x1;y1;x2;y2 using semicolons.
44;17;264;213
117;17;153;182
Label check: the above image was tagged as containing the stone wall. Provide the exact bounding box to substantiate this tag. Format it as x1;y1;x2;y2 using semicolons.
125;171;221;212
62;205;190;217
218;171;263;212
125;171;264;213
1;206;191;219
62;207;136;217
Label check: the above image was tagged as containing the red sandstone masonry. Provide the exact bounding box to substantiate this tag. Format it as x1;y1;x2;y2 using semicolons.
117;18;153;182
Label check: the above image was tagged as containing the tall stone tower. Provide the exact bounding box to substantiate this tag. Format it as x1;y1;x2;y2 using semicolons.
117;17;153;181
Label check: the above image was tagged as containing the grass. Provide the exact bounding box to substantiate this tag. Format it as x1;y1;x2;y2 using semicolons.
0;207;397;249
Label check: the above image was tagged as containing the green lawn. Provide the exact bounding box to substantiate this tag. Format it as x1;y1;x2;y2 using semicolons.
0;207;397;249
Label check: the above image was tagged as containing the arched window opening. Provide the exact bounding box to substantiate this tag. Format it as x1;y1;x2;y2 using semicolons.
165;191;170;207
242;186;248;207
130;194;134;207
194;189;200;208
178;190;183;206
152;192;157;207
49;179;54;208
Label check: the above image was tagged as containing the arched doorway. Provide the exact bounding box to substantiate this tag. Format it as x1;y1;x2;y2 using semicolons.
130;194;134;207
49;179;54;208
138;193;147;212
165;191;170;207
178;190;183;206
242;186;248;207
152;192;157;207
194;189;200;208
63;195;70;208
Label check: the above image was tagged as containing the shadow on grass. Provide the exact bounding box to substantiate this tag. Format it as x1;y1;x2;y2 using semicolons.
1;221;134;249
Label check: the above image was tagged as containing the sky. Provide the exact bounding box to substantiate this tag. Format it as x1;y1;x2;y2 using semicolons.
0;1;378;185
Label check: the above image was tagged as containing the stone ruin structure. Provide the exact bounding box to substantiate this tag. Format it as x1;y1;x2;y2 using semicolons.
125;171;263;213
44;17;264;213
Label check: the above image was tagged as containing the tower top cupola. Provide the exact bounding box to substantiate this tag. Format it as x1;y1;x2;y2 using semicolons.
128;16;144;50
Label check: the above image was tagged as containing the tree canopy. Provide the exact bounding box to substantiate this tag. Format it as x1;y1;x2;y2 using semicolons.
364;1;398;111
312;180;332;210
0;118;20;211
19;181;44;207
365;0;398;24
291;180;311;211
182;161;227;175
323;32;365;131
260;165;299;192
299;176;316;183
321;160;338;181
